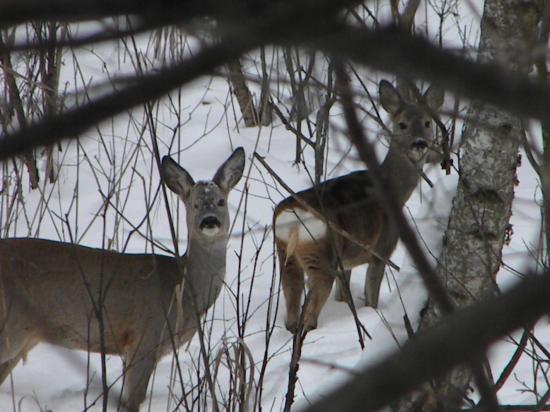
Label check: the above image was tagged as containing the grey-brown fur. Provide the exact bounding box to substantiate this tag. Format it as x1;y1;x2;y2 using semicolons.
0;147;245;411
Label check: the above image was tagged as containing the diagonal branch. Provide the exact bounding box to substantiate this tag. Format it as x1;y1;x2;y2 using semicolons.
336;63;498;409
0;37;256;160
334;63;454;313
312;25;550;124
302;273;550;412
4;23;550;162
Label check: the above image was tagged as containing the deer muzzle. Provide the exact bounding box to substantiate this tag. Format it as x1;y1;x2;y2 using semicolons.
200;215;222;236
411;138;428;150
407;138;430;163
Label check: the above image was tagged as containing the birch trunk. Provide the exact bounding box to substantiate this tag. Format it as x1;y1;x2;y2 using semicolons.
393;0;541;410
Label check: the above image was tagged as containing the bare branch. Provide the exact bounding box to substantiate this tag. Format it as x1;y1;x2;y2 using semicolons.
302;273;550;412
0;37;256;160
3;23;550;159
313;25;550;125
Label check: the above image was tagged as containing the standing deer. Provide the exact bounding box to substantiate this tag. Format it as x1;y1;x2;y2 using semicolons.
274;80;444;332
0;147;245;411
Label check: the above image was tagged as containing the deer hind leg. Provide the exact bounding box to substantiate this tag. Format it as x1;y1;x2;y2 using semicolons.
121;346;157;412
300;252;336;331
303;268;334;331
277;242;305;333
334;269;352;302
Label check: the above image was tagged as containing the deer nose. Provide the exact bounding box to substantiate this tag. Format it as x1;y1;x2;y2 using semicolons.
411;139;428;150
200;216;221;230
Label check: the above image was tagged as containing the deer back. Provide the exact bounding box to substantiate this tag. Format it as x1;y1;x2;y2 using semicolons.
275;171;386;265
274;80;444;266
0;238;183;354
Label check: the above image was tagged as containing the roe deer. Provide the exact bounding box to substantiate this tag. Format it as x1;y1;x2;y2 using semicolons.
274;81;444;332
0;147;245;411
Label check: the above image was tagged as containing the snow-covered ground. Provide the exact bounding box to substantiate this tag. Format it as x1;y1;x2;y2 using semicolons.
0;4;547;411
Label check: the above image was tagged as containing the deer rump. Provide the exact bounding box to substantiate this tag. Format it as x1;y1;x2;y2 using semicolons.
274;170;387;271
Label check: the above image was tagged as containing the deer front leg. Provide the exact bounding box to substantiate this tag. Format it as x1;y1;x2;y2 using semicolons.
365;230;399;308
0;352;24;385
0;327;38;386
334;269;352;302
121;347;157;412
364;260;386;308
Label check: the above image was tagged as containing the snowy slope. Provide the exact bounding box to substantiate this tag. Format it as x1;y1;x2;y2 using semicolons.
0;5;547;411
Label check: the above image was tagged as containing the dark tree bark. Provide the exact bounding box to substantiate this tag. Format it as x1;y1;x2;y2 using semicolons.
530;3;550;269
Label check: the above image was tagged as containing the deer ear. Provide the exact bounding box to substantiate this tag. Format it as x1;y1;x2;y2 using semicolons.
379;80;402;115
423;85;444;110
161;156;195;200
213;147;245;193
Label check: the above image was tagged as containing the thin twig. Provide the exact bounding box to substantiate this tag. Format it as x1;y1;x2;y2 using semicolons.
494;324;533;391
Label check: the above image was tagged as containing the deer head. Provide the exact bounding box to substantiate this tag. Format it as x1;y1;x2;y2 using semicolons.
379;80;444;165
161;147;245;241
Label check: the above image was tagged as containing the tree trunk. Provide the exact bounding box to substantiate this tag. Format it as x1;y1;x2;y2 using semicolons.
532;4;550;268
258;46;273;126
40;21;65;183
227;59;259;127
392;1;541;410
0;32;40;189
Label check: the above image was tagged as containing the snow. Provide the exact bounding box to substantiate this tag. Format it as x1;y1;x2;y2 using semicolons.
0;5;547;411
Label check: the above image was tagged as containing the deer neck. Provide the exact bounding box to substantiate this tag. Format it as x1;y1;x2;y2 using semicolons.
182;234;227;313
378;145;425;206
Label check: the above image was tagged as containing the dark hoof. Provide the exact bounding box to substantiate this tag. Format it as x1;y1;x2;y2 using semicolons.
285;320;298;334
303;318;318;332
286;319;317;334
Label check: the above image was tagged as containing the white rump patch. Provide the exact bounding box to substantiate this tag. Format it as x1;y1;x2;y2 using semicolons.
275;209;327;243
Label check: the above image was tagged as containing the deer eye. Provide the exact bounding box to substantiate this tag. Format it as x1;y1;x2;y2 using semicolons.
194;203;199;209
398;122;407;130
217;199;225;207
425;121;431;128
